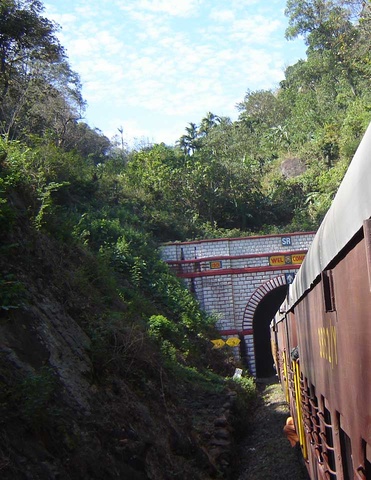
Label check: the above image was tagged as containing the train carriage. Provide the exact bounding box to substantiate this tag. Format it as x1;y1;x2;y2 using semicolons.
271;121;371;480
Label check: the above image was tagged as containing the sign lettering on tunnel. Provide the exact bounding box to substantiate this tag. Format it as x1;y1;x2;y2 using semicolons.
269;254;305;266
210;260;222;269
281;236;292;246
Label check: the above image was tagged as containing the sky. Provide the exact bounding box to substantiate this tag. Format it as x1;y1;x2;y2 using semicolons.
43;0;307;147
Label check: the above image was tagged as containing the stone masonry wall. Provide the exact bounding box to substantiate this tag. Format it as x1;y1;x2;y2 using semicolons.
160;232;315;376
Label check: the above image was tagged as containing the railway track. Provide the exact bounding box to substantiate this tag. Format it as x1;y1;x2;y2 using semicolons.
233;377;309;480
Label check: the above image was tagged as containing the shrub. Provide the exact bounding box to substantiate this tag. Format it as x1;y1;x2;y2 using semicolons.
0;273;25;312
147;315;179;341
18;367;59;430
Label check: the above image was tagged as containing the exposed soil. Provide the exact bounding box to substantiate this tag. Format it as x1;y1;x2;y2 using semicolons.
232;377;310;480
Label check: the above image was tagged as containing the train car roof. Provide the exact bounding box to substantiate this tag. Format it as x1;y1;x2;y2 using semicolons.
287;121;371;309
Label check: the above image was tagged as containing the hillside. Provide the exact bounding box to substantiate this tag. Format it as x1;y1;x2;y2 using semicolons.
0;208;256;480
0;193;257;479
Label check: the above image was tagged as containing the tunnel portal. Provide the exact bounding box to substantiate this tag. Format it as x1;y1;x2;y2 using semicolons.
161;232;315;376
253;285;287;378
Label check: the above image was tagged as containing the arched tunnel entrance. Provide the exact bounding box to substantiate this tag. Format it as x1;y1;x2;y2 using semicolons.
253;285;287;378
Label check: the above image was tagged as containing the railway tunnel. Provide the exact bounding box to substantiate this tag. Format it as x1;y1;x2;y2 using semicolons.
160;232;315;376
253;285;287;378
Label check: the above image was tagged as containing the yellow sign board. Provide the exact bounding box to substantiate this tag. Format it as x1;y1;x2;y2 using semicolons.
269;254;305;266
226;337;241;347
269;255;286;266
211;339;225;349
292;254;305;264
210;260;222;269
211;337;241;348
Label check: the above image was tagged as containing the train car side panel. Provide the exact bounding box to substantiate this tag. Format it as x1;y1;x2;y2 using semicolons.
330;231;371;476
273;122;371;479
294;229;371;478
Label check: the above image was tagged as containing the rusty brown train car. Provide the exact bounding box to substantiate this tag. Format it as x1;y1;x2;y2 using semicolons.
271;121;371;480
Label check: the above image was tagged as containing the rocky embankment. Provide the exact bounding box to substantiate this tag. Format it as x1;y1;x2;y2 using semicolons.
0;224;249;479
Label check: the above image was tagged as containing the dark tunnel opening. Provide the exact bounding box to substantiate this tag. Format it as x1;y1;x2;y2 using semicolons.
253;285;287;378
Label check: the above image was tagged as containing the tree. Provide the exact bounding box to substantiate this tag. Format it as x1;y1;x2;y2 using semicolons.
198;112;221;136
285;0;353;46
0;0;84;140
237;90;282;125
177;122;200;155
284;0;363;96
0;0;63;96
62;123;111;163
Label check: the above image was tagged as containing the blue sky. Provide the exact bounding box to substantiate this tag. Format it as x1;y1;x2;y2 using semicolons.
44;0;307;147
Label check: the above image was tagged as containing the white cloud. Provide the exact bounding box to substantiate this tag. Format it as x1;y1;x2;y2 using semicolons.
119;0;200;17
68;37;95;55
44;0;306;145
229;0;260;7
209;9;235;22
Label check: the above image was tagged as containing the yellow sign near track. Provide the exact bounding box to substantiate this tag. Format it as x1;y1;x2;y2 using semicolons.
211;339;225;349
226;337;241;347
211;337;241;349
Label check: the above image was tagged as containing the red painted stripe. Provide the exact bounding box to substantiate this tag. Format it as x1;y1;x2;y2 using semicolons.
162;231;315;246
175;264;300;278
218;329;253;336
165;249;308;264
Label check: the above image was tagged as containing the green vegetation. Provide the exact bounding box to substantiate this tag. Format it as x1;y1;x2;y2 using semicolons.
2;1;371;242
1;0;370;377
0;273;25;311
1;0;370;407
18;367;59;427
0;1;371;477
